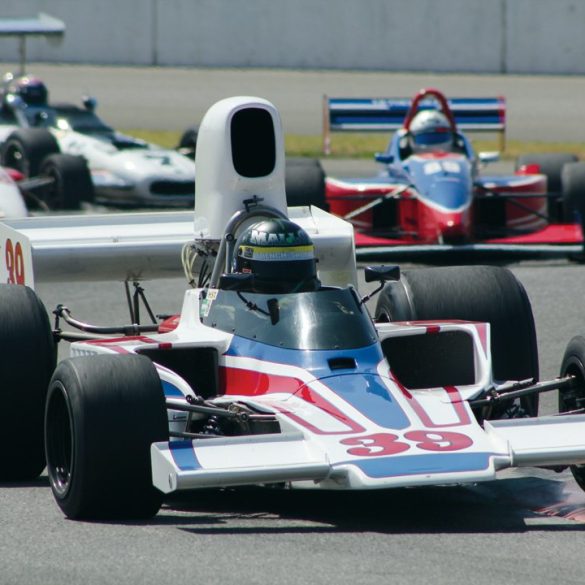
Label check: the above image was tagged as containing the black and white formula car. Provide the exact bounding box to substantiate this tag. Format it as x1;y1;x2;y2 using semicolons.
2;96;585;521
0;74;195;208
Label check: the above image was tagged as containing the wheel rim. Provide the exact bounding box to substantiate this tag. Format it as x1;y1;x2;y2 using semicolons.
45;383;74;497
3;144;26;174
41;166;64;210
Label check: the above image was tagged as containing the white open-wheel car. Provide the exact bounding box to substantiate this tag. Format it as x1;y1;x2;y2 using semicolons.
2;96;585;521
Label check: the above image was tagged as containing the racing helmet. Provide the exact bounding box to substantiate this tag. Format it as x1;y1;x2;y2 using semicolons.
7;76;49;106
233;218;320;293
409;110;453;152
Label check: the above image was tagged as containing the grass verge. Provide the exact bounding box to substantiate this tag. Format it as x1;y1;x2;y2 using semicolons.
127;129;585;161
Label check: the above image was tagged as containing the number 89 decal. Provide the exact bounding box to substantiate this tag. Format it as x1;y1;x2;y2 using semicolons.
4;238;26;285
340;431;473;457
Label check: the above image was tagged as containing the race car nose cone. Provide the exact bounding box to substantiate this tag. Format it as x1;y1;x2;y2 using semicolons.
439;219;468;242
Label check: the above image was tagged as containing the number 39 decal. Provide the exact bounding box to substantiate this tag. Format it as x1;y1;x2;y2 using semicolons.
4;238;26;285
340;431;473;457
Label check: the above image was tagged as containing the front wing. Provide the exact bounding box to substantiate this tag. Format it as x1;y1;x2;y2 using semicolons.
326;175;584;259
151;415;585;493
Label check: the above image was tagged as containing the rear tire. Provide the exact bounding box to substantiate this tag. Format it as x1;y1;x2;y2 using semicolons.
375;265;539;416
561;162;585;261
559;336;585;490
39;153;95;210
561;161;585;217
45;355;168;520
177;126;198;159
0;128;60;178
285;158;327;209
0;284;56;480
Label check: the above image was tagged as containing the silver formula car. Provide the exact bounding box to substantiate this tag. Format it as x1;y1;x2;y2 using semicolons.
0;74;195;208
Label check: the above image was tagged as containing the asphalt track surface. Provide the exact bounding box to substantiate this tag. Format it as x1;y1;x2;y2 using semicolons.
2;66;585;585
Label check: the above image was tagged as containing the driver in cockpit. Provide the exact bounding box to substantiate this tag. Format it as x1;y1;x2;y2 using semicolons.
232;218;321;294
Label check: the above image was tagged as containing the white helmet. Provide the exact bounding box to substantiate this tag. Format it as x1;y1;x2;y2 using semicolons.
409;110;453;152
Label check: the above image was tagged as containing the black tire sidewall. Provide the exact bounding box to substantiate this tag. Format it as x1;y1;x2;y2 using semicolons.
559;336;585;489
0;284;55;480
45;354;168;519
0;128;60;177
285;158;327;209
40;153;94;210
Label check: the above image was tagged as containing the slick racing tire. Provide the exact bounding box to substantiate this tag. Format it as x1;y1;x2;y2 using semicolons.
561;161;585;217
285;157;327;210
45;355;168;520
177;126;198;159
0;284;56;481
39;153;95;210
375;265;539;416
0;128;61;178
559;336;585;491
516;153;579;221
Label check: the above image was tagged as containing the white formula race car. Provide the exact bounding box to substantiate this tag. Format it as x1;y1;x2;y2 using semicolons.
0;75;195;208
2;96;585;521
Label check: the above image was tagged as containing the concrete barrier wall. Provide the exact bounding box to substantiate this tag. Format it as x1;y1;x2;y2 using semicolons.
0;0;583;74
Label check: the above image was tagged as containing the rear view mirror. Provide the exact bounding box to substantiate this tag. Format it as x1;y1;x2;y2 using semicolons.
364;265;400;283
375;153;394;164
478;151;500;164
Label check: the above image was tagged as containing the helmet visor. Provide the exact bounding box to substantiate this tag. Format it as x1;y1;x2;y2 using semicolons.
413;129;452;147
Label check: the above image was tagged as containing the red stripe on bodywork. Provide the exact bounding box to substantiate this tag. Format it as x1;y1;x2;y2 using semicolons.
391;373;471;428
219;366;305;396
220;366;365;434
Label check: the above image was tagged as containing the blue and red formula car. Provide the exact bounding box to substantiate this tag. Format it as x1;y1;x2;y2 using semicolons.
324;88;585;259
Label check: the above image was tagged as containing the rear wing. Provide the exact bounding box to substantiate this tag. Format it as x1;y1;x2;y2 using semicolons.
0;13;65;76
0;206;357;289
322;95;507;155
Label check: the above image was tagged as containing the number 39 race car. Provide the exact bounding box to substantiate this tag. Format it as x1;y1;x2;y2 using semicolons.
2;96;585;521
324;88;585;259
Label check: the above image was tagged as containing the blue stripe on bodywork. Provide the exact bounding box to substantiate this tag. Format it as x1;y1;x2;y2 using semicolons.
344;452;493;479
322;374;410;430
169;441;201;471
226;336;385;378
225;337;410;429
162;380;184;397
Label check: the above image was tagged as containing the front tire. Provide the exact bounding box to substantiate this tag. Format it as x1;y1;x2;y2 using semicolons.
39;153;95;210
559;336;585;490
45;355;168;520
0;284;56;480
0;128;60;178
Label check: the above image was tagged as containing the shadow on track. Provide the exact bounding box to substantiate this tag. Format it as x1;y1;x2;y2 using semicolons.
154;473;585;535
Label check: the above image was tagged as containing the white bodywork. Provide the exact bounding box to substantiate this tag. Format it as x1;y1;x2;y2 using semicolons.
56;128;196;207
0;167;28;220
0;107;196;208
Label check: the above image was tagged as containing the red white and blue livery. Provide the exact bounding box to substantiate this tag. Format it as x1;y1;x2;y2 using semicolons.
2;95;585;521
324;88;585;258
